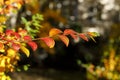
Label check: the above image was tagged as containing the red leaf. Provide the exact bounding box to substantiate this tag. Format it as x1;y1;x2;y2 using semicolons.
12;43;20;51
79;33;88;41
5;29;14;35
49;28;63;37
63;29;77;35
70;34;79;41
40;37;55;48
24;36;32;41
13;32;21;38
27;41;38;51
58;35;69;47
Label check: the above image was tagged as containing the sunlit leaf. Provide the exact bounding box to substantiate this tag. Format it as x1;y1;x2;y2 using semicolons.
21;46;30;57
87;32;100;37
79;33;88;41
58;35;69;47
7;48;16;57
0;0;3;4
49;28;63;37
16;3;22;9
4;0;11;5
87;32;99;42
18;29;27;36
27;41;37;51
6;58;10;65
40;37;55;48
0;58;5;67
17;0;24;4
0;16;6;23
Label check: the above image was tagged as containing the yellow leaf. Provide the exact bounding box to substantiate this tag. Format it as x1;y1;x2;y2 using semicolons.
0;16;6;23
0;59;5;67
4;0;11;5
0;0;3;5
49;28;62;37
0;26;4;33
21;46;30;57
6;58;11;64
6;76;11;80
17;3;22;9
1;75;6;80
7;48;16;58
87;32;100;37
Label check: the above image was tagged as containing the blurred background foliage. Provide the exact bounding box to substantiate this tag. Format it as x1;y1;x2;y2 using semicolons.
6;0;120;80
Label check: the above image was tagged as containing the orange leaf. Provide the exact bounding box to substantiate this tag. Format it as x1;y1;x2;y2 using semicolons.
49;28;63;37
70;34;79;41
58;35;69;47
63;29;77;35
79;33;88;41
0;42;5;52
63;29;78;41
18;29;27;36
27;41;38;51
40;37;55;48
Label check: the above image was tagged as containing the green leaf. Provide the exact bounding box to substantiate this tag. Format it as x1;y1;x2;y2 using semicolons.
21;17;27;24
87;32;100;37
90;36;96;43
33;23;40;27
17;68;21;72
87;32;100;42
23;64;30;71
